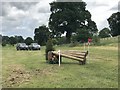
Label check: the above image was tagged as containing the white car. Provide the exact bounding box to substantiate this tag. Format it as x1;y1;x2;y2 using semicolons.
29;43;41;50
16;43;29;50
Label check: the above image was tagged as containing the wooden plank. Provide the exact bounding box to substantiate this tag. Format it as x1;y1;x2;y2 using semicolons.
52;51;85;61
62;50;87;53
63;53;85;59
62;52;86;56
54;51;87;57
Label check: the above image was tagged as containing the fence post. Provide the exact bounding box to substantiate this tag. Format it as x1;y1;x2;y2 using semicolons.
84;43;86;51
58;50;61;66
87;42;90;64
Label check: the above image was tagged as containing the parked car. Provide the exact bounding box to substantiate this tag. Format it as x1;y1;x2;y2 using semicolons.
16;43;29;50
29;43;40;50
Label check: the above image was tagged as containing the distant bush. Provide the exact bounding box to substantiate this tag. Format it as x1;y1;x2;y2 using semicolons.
24;37;33;45
2;42;6;47
52;38;58;45
92;35;100;45
69;42;79;47
45;38;55;61
57;37;66;45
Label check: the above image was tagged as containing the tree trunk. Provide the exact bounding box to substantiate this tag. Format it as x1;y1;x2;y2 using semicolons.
66;32;71;43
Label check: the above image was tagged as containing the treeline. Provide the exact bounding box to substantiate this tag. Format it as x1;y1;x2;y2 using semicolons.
1;35;34;46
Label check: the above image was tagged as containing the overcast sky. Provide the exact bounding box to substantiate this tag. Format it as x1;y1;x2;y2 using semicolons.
0;0;119;39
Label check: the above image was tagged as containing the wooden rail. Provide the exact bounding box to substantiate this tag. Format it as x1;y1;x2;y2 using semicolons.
48;50;88;65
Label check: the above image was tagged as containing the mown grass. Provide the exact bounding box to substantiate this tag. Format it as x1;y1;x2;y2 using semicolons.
2;41;118;88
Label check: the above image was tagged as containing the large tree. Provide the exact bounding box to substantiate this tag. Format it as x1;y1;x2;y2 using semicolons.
2;36;10;46
99;28;111;38
107;12;120;36
15;36;24;43
34;25;50;46
72;28;91;43
49;2;98;43
0;34;2;45
24;37;33;45
9;36;17;46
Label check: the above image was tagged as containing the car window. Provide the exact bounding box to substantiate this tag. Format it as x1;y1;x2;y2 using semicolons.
32;43;38;45
20;43;26;46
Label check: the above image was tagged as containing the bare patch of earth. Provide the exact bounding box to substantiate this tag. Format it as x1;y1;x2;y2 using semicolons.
3;64;31;87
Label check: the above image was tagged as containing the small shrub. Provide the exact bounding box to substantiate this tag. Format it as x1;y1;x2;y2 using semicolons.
69;42;79;47
52;38;58;45
92;35;100;45
2;42;6;47
45;38;55;61
57;37;66;45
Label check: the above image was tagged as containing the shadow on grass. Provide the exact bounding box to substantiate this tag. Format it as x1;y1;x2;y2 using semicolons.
61;62;79;65
41;61;79;65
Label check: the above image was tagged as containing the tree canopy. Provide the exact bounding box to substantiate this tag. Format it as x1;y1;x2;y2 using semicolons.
107;12;120;36
34;25;50;46
15;36;24;43
9;36;17;46
99;28;111;38
2;35;25;46
49;2;98;43
24;37;33;45
0;34;2;44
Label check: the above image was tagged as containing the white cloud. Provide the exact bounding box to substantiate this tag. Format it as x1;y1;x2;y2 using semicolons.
84;0;119;30
1;1;53;38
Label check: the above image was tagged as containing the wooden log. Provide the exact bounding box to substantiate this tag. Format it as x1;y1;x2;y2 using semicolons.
62;52;86;56
61;50;87;54
52;51;85;61
58;51;87;56
49;51;88;65
63;53;85;59
48;51;53;61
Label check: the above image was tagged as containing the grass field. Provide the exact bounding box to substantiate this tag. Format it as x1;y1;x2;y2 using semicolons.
2;38;118;88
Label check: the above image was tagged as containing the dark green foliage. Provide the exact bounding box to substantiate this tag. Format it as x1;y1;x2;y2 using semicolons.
56;36;66;45
2;35;25;46
24;37;33;45
49;2;98;43
107;12;120;36
99;28;111;38
9;36;17;46
2;36;10;46
45;38;55;61
34;25;50;46
2;43;6;47
52;38;58;45
87;21;98;36
15;36;24;43
52;36;66;45
2;35;7;47
71;28;92;43
0;34;2;45
92;35;100;45
69;42;79;47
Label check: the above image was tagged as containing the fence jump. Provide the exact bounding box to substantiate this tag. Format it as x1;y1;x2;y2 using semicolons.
48;50;88;65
